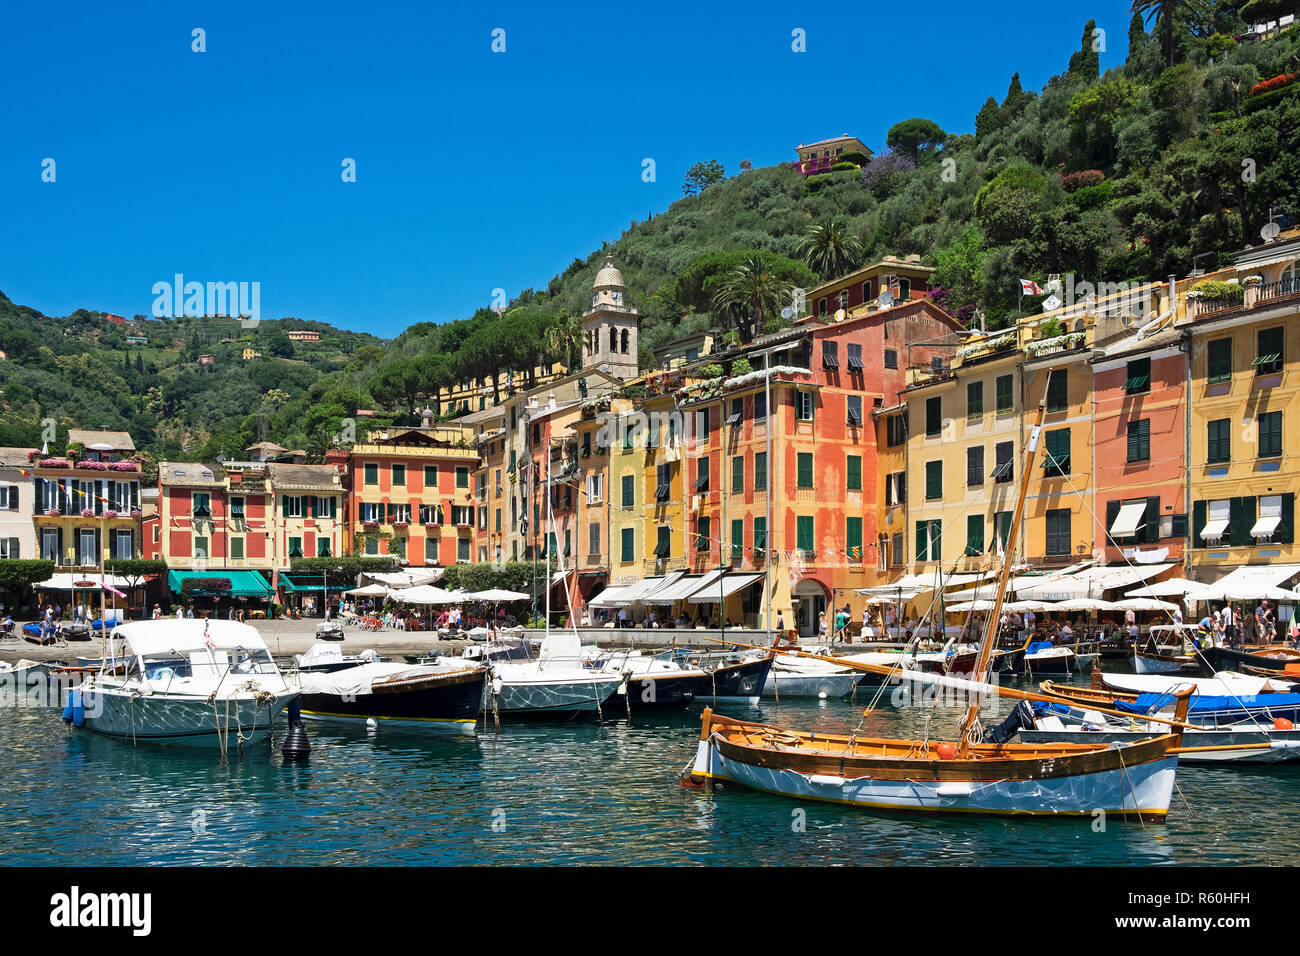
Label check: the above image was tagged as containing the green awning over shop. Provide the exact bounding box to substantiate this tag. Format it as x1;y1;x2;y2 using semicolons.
167;569;274;598
278;575;350;593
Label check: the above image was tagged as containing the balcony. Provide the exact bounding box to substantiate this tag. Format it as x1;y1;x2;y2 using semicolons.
1191;278;1300;320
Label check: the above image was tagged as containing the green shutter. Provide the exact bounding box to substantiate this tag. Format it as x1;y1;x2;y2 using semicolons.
797;453;813;488
925;461;942;500
1229;496;1256;548
330;497;337;518
282;497;290;518
1207;338;1232;383
916;521;929;561
732;456;744;494
797;515;813;553
1207;419;1230;463
1046;370;1068;412
996;375;1013;413
1192;499;1207;549
754;453;767;491
731;518;743;560
846;455;862;491
1280;493;1295;545
753;517;767;550
967;381;983;418
846;517;862;560
965;514;984;556
621;528;634;562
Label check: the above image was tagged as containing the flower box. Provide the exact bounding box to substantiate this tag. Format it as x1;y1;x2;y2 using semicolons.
39;458;72;469
105;510;119;519
363;520;379;530
45;509;62;517
392;521;409;530
108;461;140;472
81;509;95;518
77;460;109;471
129;509;143;519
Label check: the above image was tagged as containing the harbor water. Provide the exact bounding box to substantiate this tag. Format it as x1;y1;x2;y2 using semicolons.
0;677;1293;866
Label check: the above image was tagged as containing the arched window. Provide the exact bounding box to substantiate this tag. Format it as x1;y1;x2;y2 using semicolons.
609;326;617;351
1280;260;1298;294
620;328;629;354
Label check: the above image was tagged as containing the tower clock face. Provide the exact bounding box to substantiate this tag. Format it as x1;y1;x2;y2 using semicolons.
611;290;623;304
592;292;599;307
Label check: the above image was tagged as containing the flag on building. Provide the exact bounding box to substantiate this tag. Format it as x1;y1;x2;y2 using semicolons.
1020;279;1043;295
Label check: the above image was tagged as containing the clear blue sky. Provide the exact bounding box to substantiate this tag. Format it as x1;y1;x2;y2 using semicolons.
0;1;1136;338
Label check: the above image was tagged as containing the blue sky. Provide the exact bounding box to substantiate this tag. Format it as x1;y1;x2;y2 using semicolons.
1;1;1137;338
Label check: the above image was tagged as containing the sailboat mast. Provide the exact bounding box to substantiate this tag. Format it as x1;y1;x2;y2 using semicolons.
956;400;1047;752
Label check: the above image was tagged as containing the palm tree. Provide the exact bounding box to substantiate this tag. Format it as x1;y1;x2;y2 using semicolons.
543;311;584;372
1131;0;1207;67
796;218;862;280
711;256;794;343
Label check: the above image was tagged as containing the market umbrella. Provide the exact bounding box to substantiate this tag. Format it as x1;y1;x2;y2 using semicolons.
1110;598;1180;613
947;599;997;612
1005;600;1058;613
468;589;530;602
345;583;389;597
1053;598;1118;612
1125;578;1205;598
392;585;461;605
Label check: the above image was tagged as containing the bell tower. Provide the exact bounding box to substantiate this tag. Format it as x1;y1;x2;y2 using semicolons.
580;254;639;381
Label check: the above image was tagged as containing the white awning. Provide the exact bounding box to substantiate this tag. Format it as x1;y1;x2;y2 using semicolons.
35;572;135;590
588;585;633;608
1109;502;1148;538
1192;564;1300;602
645;570;723;603
551;569;572;585
1199;518;1229;540
1251;515;1282;538
619;573;681;604
687;572;763;603
855;570;994;596
1016;563;1173;601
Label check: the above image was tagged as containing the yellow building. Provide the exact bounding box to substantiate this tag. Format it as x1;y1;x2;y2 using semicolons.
1186;234;1300;580
607;398;646;592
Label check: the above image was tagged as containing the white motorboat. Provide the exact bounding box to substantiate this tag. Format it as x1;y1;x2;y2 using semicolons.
761;648;861;699
65;620;299;748
293;642;381;673
0;659;50;692
487;632;625;714
590;648;773;707
298;658;487;735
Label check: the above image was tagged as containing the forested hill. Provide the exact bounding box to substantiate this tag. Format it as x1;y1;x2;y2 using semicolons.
5;5;1300;460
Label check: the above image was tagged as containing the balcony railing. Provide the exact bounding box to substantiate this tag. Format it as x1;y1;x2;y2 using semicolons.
1191;279;1300;319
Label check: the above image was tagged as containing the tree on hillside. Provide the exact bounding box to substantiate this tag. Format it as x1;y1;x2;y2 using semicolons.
710;256;794;343
264;327;293;358
1068;19;1101;82
682;160;725;197
1131;0;1208;67
885;118;947;163
543;311;583;372
796;218;863;280
670;250;815;318
975;96;1002;141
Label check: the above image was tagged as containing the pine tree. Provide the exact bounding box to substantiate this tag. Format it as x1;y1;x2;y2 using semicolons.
1068;19;1100;81
975;96;1001;141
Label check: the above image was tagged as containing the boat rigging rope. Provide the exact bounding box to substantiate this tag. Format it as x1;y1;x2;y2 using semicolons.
1114;745;1145;831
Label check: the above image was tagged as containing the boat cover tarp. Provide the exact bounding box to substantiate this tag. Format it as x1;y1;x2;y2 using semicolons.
1115;692;1300;718
298;661;476;697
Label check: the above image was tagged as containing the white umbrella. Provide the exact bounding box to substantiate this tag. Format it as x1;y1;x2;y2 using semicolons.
1006;600;1058;612
345;583;389;597
468;588;530;602
1054;598;1117;612
1110;598;1179;612
947;599;997;612
1125;577;1204;598
392;585;461;605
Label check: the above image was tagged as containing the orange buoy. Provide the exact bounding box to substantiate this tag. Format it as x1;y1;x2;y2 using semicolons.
935;742;957;759
1275;718;1294;730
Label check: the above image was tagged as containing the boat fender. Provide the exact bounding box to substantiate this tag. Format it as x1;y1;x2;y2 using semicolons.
934;742;957;759
61;689;86;728
492;678;503;695
1276;717;1294;730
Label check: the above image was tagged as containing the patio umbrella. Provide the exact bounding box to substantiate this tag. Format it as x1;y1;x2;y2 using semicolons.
1124;577;1205;598
392;585;461;605
468;588;530;602
1054;598;1118;612
345;583;389;597
947;599;998;612
1110;598;1180;613
1005;600;1058;613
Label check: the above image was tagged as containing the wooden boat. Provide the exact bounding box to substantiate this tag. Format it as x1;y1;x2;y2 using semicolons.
1200;644;1300;677
298;660;488;735
1040;677;1300;728
685;402;1192;821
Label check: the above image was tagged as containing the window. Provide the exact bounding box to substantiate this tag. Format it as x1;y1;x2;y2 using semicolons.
496;508;502;533
283;496;304;518
1207;337;1232;384
426;537;439;563
693;456;710;492
822;340;839;370
192;492;211;518
621;474;634;507
992;511;1012;553
796;391;814;421
457;538;470;562
1046;370;1068;413
885;472;906;506
886;415;906;447
891;532;904;567
846;517;863;562
996;375;1013;414
456;467;469;488
696;516;711;551
925;460;942;500
967;381;984;419
654;525;671;558
655;463;672;501
112;529;134;560
915;520;941;561
424;465;438;488
0;484;18;510
732;455;744;494
965;515;984;556
753;391;767;421
696;408;710;442
797;452;814;488
589;522;600;555
1255;495;1284;542
1207;419;1231;463
796;515;814;555
925;397;942;437
40;528;59;563
316;538;332;557
364;463;378;485
1259;411;1283;458
846;395;862;426
365;536;378;556
754;452;768;491
884;349;898;369
753;516;767;550
1045;509;1071;555
315;496;335;518
1125;358;1150;394
287;536;303;559
229;496;245;519
993;441;1014;483
846;455;862;491
861;280;875;302
621;528;634;562
1043;428;1070;477
1255;327;1283;375
731;518;744;561
847;343;863;372
818;297;828;317
1127;419;1150;463
967;445;984;487
392;464;405;486
0;537;18;559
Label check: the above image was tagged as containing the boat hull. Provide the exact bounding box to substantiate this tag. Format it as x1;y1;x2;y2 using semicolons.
490;674;624;714
300;668;486;735
1132;652;1195;675
763;671;860;699
1200;646;1300;676
78;689;296;748
1020;728;1300;764
617;655;773;709
688;710;1179;821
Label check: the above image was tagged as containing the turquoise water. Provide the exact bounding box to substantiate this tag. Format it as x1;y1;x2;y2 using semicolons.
1;681;1295;866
